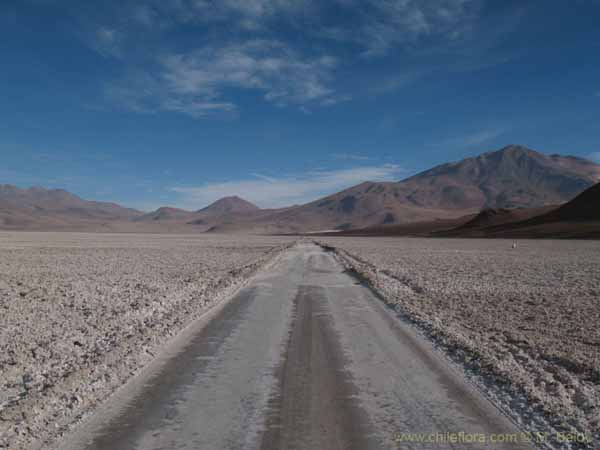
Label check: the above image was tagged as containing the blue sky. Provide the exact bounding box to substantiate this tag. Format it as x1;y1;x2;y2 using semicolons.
1;0;599;210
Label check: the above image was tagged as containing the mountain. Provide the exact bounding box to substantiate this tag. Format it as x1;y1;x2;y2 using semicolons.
535;181;600;222
433;182;600;239
197;196;260;215
230;181;461;233
453;206;556;231
391;145;600;210
0;184;142;229
316;216;476;237
428;206;555;238
135;196;263;230
219;145;600;233
2;145;599;235
0;185;141;219
135;207;196;223
480;182;600;238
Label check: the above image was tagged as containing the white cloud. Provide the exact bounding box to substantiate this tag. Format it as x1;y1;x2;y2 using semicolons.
158;0;485;59
107;40;344;118
170;164;404;209
81;0;519;117
105;70;239;118
162;41;342;107
118;0;312;33
326;0;482;56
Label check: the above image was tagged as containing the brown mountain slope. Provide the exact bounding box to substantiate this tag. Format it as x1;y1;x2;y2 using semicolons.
135;196;261;229
197;196;259;215
430;206;557;238
197;181;466;234
0;184;142;229
534;182;600;222
480;182;600;238
454;206;557;230
436;182;600;239
2;145;598;234
135;207;195;222
0;185;141;219
315;216;475;237
214;145;600;233
318;206;557;238
392;145;600;210
250;181;463;232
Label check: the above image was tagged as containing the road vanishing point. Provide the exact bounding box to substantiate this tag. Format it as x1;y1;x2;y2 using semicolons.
60;243;533;450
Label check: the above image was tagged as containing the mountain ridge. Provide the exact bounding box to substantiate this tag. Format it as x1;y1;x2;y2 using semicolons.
197;196;260;214
1;145;599;233
0;184;142;228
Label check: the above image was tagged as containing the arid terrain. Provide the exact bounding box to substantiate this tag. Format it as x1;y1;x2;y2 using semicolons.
0;232;292;450
53;242;536;450
1;232;599;450
4;2;599;449
318;237;600;449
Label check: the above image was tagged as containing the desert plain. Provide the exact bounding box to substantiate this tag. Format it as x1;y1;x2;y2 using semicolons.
0;232;292;449
0;232;598;450
319;236;600;449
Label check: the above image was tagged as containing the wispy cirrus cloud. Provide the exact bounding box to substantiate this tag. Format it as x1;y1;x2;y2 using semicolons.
162;40;343;107
75;0;521;117
123;0;311;30
106;40;345;118
170;164;404;209
322;0;483;56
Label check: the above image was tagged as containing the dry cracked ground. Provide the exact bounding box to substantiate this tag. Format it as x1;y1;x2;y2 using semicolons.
319;236;600;449
0;232;293;450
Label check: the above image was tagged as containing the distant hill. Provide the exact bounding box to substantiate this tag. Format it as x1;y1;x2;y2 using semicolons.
391;145;600;210
220;145;600;232
136;207;195;222
315;216;476;238
196;196;260;215
136;196;263;230
2;145;599;235
534;182;600;222
233;181;460;233
475;182;600;239
446;206;557;234
432;182;600;239
0;184;142;229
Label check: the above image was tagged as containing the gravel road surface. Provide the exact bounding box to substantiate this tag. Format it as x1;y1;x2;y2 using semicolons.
58;243;533;450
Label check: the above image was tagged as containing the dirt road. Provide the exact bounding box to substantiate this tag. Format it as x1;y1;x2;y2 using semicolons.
58;243;534;450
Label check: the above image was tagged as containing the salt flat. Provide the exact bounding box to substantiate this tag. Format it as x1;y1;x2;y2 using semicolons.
57;243;533;450
319;237;600;449
0;232;292;450
1;233;598;450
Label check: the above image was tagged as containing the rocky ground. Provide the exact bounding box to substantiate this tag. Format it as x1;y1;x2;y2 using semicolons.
318;237;600;450
0;232;292;450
